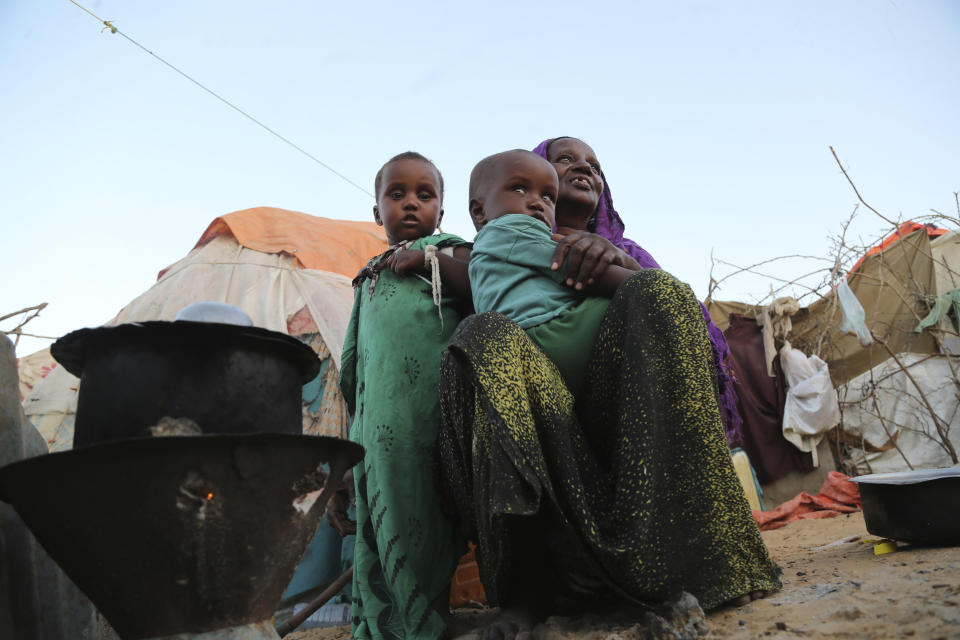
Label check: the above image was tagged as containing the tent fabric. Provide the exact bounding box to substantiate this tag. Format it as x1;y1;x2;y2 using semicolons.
837;352;960;475
791;230;938;385
22;365;78;452
709;227;942;387
123;233;356;370
723;314;814;484
753;471;861;531
26;212;375;452
847;222;947;275
190;207;387;278
788;228;939;385
15;348;58;401
929;232;960;355
707;228;960;477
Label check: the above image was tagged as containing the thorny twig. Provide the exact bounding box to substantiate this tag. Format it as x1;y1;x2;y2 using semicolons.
816;210;858;355
830;146;901;228
1;303;49;349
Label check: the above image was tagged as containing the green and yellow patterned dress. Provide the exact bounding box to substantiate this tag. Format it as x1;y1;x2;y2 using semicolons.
340;234;468;640
437;269;780;611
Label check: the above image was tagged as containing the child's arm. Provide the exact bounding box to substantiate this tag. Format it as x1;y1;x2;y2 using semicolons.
387;247;472;299
577;263;636;297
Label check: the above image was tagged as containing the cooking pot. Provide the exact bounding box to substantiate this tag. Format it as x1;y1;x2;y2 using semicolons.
850;467;960;546
52;320;321;448
0;433;364;639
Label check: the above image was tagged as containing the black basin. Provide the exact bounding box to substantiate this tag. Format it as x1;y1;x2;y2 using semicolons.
52;321;321;447
851;468;960;546
0;433;363;639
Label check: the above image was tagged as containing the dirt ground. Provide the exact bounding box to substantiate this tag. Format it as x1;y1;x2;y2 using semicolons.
287;512;960;639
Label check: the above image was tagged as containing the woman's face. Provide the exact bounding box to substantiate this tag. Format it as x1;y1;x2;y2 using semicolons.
547;138;604;214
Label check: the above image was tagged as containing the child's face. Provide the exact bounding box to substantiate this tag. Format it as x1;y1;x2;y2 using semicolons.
547;138;603;213
470;153;558;230
374;159;443;244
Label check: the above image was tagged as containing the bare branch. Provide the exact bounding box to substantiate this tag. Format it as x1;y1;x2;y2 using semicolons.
0;303;47;324
1;330;58;341
829;146;901;228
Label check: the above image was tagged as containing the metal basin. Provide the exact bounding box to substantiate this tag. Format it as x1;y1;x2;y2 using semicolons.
0;433;363;639
850;467;960;546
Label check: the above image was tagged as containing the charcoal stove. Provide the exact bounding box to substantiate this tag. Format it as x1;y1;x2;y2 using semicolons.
0;305;364;639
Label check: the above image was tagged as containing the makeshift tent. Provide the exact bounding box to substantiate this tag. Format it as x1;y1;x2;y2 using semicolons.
708;224;960;478
22;206;386;452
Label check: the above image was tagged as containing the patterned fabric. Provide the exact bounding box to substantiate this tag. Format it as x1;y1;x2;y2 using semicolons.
296;332;349;438
437;269;780;611
339;233;469;640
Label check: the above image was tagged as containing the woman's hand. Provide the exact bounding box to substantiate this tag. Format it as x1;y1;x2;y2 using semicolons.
550;231;640;289
387;248;425;276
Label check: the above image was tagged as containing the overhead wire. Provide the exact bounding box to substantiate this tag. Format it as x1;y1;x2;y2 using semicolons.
67;0;374;199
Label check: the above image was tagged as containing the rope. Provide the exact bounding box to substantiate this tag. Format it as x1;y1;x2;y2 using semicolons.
66;0;373;199
423;244;443;327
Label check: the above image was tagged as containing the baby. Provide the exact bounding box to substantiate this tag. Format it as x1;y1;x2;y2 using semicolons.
468;149;634;396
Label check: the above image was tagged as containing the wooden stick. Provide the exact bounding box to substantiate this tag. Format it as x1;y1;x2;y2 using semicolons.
276;565;353;637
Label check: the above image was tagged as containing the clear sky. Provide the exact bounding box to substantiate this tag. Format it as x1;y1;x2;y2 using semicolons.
3;1;959;357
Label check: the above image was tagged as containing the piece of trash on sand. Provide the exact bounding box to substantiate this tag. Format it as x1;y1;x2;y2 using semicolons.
873;540;898;555
813;534;862;551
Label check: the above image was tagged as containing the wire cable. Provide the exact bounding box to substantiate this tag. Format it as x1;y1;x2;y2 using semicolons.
67;0;373;199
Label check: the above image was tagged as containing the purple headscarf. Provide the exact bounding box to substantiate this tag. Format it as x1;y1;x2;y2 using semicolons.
534;138;743;447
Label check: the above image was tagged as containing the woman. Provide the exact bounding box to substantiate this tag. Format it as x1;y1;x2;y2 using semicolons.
532;137;742;446
436;138;779;639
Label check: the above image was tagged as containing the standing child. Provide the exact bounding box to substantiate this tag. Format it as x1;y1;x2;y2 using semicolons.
339;152;470;640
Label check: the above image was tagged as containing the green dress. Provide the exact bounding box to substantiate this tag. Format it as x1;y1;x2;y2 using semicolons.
339;234;468;640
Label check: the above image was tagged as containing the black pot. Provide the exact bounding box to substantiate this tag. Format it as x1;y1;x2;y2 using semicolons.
851;468;960;546
0;433;364;639
52;321;321;448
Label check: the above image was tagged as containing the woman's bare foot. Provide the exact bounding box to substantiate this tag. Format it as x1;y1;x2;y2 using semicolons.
722;589;774;608
477;606;540;640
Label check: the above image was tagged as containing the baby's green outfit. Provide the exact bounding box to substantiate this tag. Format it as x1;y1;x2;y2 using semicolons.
469;214;609;396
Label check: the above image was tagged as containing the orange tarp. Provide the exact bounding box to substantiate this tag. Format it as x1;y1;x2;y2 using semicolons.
753;471;861;531
194;207;388;278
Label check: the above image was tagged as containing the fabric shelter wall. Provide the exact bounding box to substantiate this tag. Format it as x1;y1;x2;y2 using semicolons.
708;228;943;387
789;229;938;385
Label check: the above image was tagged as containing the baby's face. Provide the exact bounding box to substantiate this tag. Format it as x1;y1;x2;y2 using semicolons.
476;153;559;229
374;159;443;245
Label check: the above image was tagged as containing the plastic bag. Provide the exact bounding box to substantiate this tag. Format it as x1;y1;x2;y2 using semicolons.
780;341;841;466
837;278;873;347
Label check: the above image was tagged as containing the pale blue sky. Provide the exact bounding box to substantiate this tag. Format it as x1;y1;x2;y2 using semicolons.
3;1;959;356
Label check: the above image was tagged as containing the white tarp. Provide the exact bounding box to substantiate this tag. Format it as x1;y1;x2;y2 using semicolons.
838;352;960;474
116;234;355;369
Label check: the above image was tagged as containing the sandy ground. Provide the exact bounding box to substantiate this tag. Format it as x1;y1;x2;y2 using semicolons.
287;512;960;639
